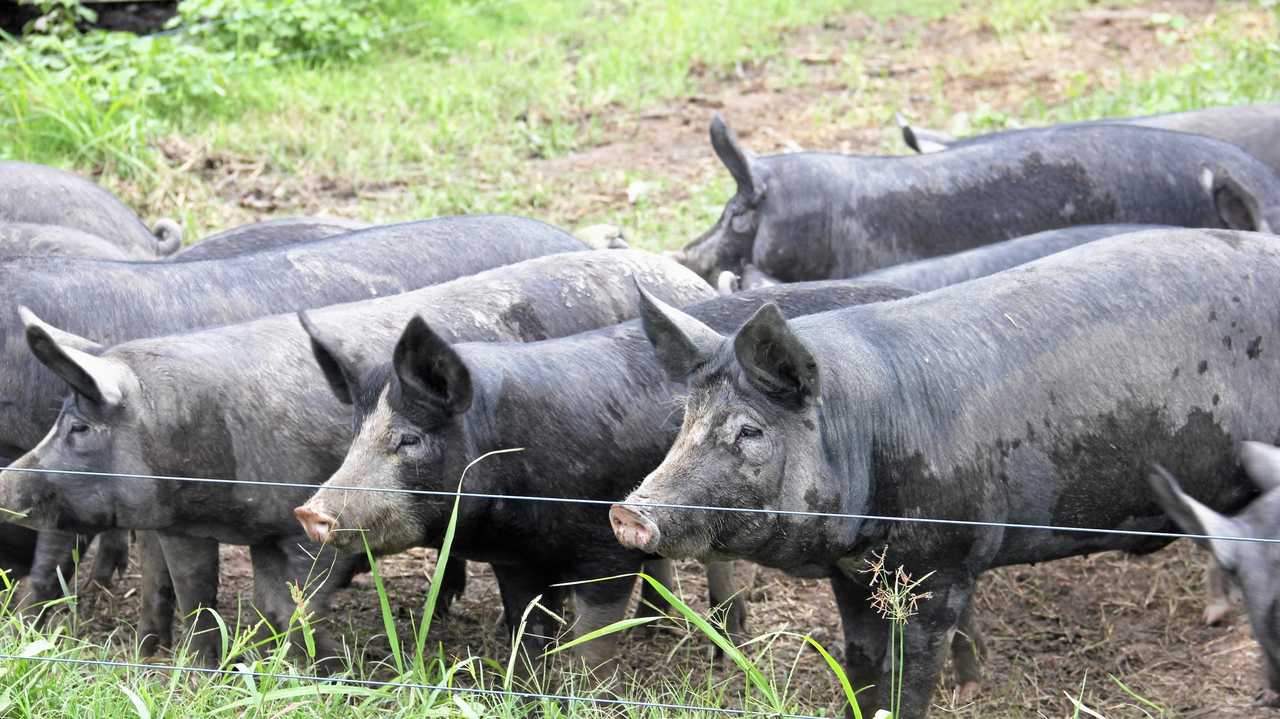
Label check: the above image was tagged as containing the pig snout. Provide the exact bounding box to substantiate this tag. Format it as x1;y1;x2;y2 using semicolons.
294;504;339;544
610;503;661;554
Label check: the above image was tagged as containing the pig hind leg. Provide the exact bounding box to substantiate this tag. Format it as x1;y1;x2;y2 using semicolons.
137;531;176;656
156;533;222;665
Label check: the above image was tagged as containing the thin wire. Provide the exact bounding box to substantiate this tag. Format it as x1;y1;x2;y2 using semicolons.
0;652;826;719
4;464;1276;545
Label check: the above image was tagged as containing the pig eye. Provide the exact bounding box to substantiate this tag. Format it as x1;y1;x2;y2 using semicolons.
396;433;422;450
736;425;762;442
68;422;90;435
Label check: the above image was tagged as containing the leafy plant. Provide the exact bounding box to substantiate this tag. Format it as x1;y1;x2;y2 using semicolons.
168;0;381;65
862;548;934;719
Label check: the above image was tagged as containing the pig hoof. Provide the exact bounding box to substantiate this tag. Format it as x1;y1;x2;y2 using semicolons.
1203;601;1232;626
294;505;338;544
953;680;981;705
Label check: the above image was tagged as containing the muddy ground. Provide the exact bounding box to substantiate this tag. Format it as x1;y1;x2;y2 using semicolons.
58;0;1280;716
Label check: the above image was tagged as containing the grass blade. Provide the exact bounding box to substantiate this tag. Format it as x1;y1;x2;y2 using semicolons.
800;634;864;719
632;571;778;708
362;536;403;675
543;616;660;656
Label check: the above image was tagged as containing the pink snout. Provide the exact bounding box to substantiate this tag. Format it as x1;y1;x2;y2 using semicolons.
294;504;339;544
610;503;661;554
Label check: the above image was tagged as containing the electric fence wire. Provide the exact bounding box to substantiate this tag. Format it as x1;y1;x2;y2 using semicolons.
2;463;1275;545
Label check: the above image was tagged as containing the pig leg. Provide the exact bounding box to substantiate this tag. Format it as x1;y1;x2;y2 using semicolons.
16;530;90;613
492;563;567;669
949;601;984;704
156;533;221;666
89;530;131;587
253;541;349;673
568;574;636;669
435;556;468;616
634;558;673;619
891;573;977;718
830;570;892;715
137;531;176;657
1203;557;1234;626
831;567;976;717
707;560;750;640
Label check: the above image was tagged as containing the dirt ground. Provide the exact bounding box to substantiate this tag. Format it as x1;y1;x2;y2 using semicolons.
57;0;1280;716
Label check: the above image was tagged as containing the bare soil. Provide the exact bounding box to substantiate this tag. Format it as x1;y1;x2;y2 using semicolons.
64;0;1280;716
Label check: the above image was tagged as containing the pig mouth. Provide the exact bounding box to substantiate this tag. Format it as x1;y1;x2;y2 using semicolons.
674;221;739;282
296;504;355;548
610;503;661;553
294;502;391;554
610;501;718;560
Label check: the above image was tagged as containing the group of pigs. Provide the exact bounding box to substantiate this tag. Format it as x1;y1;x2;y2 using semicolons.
2;102;1280;717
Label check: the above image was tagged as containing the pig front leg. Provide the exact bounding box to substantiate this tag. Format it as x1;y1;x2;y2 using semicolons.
491;563;567;671
568;572;636;669
16;530;90;613
137;531;176;657
634;558;673;618
830;570;892;715
251;541;351;674
89;530;131;587
155;533;221;665
831;567;977;718
949;601;985;704
707;560;752;640
436;556;468;616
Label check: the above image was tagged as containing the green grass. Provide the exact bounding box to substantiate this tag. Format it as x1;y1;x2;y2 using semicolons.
0;454;854;719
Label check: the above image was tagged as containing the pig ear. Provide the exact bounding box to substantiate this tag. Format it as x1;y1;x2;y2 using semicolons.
392;315;472;417
636;279;724;381
1240;441;1280;492
298;311;360;406
710;114;764;203
18;306;103;353
733;303;819;409
895;113;951;154
23;318;129;407
1148;465;1244;571
1202;166;1271;233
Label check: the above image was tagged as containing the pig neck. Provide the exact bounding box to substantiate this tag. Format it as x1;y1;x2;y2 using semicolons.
118;327;352;534
443;330;677;554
